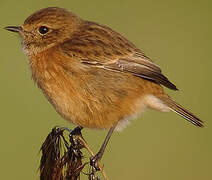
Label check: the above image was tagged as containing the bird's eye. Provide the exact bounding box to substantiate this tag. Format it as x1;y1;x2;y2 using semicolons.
38;26;49;35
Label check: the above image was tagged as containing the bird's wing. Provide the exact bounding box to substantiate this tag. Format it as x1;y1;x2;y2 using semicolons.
60;21;177;90
80;52;178;90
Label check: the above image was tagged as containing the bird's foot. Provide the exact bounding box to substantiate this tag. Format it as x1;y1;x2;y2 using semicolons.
90;152;101;171
61;126;83;136
70;126;83;136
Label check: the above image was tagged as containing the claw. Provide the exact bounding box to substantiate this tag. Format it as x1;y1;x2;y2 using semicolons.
60;126;83;136
61;127;72;133
90;154;101;171
70;126;83;136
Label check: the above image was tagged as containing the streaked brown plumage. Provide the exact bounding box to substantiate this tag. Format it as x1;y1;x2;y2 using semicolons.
5;7;203;131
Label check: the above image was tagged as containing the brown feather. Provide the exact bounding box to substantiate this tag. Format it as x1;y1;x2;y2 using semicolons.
61;21;178;90
103;58;178;90
8;7;202;129
158;95;203;127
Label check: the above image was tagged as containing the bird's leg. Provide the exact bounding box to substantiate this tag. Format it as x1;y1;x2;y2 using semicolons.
90;125;116;170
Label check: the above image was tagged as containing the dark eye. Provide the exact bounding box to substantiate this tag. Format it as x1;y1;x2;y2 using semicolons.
38;26;49;34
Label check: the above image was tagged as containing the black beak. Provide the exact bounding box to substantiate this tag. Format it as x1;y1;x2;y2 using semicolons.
4;26;22;33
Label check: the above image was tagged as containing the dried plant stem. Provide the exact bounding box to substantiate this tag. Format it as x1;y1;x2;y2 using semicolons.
40;127;109;180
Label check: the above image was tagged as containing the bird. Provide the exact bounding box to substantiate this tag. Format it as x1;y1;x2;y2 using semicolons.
5;7;203;167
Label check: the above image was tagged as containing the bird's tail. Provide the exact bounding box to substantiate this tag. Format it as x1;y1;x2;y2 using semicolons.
158;95;204;127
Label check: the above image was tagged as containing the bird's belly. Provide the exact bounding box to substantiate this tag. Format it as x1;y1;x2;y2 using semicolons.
39;80;151;130
50;92;148;130
31;59;165;130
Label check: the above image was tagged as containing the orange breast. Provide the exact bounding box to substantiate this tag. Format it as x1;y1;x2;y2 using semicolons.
28;47;164;129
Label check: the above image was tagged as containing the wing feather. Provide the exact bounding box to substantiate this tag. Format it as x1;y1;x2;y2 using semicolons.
103;56;178;90
61;21;178;90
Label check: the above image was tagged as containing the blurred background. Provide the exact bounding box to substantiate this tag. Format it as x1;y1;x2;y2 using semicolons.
0;0;211;179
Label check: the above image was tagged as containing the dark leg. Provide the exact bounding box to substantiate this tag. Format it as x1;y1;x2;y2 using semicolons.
90;125;116;170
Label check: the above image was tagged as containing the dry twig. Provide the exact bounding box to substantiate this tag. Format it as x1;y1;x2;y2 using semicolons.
39;127;108;180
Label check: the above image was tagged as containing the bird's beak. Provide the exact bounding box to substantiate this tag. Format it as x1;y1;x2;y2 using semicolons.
4;26;22;33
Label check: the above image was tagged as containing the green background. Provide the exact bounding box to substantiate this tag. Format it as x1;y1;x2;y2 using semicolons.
0;0;211;179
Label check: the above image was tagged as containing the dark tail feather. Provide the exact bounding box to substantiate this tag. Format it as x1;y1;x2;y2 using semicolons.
159;95;204;127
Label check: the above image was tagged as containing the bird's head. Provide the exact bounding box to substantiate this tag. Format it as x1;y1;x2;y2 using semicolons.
5;7;82;55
